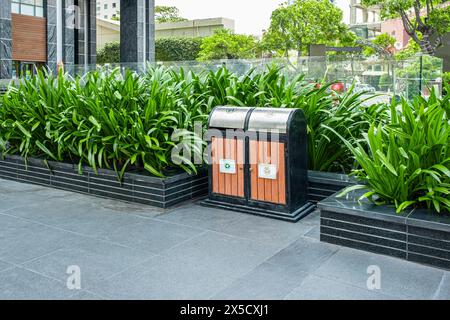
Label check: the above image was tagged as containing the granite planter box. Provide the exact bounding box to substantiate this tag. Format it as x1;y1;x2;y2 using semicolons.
307;170;355;203
0;154;208;208
319;190;450;270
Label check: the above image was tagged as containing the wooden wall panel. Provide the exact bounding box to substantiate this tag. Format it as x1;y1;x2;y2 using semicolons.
12;14;47;62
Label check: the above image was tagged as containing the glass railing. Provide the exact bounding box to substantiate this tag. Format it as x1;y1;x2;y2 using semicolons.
2;54;444;100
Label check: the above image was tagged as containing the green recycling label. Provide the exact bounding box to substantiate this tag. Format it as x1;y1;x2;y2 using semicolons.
219;159;236;174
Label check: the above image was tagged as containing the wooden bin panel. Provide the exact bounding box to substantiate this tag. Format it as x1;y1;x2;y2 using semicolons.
250;140;286;205
211;137;244;198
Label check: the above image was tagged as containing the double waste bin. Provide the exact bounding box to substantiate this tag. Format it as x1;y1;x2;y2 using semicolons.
202;106;315;222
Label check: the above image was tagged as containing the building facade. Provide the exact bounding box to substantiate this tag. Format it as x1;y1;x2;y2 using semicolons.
349;0;381;39
96;0;119;20
0;0;97;79
0;0;155;79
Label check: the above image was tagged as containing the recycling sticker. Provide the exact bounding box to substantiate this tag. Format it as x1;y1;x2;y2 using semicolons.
219;159;236;174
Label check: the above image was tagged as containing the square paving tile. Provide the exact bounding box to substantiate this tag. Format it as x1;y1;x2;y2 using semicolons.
284;274;397;300
201;212;315;249
91;255;235;299
22;238;155;289
155;204;245;230
163;231;281;279
434;272;450;300
212;262;309;300
266;237;339;273
0;217;85;264
96;218;205;254
0;267;74;300
314;247;445;299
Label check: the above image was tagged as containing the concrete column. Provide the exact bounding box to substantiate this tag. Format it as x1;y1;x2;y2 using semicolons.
120;0;155;63
0;0;12;79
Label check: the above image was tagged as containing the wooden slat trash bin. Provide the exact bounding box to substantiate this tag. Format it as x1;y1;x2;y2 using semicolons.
202;106;315;222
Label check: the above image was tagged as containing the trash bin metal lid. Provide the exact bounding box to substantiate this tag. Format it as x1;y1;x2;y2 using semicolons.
209;106;254;129
247;108;296;134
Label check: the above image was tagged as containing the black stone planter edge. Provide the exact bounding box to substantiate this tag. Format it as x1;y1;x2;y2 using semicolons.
307;170;356;203
319;191;450;270
0;154;208;208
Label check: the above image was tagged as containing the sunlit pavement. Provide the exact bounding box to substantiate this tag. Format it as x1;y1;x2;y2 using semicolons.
0;178;448;300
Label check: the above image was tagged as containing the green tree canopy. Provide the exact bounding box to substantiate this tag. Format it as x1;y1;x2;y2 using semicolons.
197;29;260;61
155;6;187;23
363;33;397;56
362;0;450;55
262;0;353;57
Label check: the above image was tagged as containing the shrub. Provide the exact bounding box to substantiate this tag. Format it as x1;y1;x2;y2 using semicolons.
156;38;203;62
330;89;450;213
97;41;120;64
97;38;203;63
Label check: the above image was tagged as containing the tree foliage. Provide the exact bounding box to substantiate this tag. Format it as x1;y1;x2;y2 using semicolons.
362;0;450;55
395;37;422;60
97;41;120;64
156;38;203;61
197;29;260;61
262;0;353;57
155;6;187;23
363;33;397;56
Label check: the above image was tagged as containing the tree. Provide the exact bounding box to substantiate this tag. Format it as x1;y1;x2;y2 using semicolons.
362;0;450;55
395;37;421;60
362;33;397;57
155;6;187;23
97;42;120;64
262;0;352;57
197;29;260;61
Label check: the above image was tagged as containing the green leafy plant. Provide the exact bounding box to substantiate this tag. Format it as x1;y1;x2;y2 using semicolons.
0;67;209;179
328;89;450;213
0;64;378;180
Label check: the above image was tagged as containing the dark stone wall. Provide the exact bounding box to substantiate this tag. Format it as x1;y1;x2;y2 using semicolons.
0;0;12;78
47;0;96;73
46;0;57;73
120;0;155;63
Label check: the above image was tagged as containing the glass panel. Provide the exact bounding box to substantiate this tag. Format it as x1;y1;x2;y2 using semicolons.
11;3;20;14
22;0;34;5
35;6;44;17
20;4;35;16
35;0;44;6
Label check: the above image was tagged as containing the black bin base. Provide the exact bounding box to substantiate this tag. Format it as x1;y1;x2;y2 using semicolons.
200;199;316;223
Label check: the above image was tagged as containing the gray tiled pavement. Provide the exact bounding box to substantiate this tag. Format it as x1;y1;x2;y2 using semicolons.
0;178;448;300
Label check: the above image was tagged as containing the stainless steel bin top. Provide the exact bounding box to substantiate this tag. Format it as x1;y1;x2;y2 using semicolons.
247;108;297;134
209;106;254;129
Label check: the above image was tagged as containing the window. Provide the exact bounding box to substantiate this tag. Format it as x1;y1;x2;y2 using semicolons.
11;0;44;17
112;3;116;8
104;4;108;9
104;15;108;19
